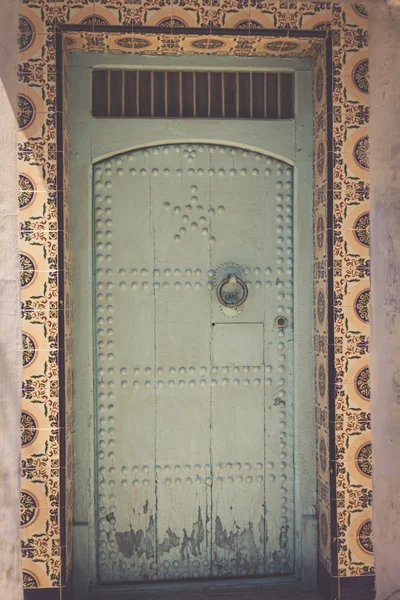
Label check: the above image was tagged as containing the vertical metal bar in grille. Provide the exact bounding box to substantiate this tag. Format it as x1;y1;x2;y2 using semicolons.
223;72;236;119
280;72;294;119
221;72;225;118
252;73;265;119
107;70;111;117
195;72;208;118
138;71;151;117
164;71;168;117
278;72;282;119
136;71;139;117
264;72;267;119
238;72;251;118
182;71;194;117
150;71;154;117
153;71;165;117
193;71;197;118
210;73;222;118
249;72;253;119
179;71;183;118
236;72;239;118
92;70;108;117
266;72;279;118
167;71;180;118
207;72;211;118
121;70;126;117
109;71;123;117
92;69;294;119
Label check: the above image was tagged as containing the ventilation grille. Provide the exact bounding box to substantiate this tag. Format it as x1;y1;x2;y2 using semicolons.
92;70;294;119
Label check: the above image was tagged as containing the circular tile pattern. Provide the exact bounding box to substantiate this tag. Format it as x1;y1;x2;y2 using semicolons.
318;363;326;399
320;512;328;547
319;437;327;472
80;15;109;26
18;174;35;209
191;38;225;50
352;3;368;18
354;288;370;323
358;519;373;554
317;215;324;250
21;410;38;447
354;211;370;247
312;22;330;31
265;41;299;52
355;366;370;401
157;17;187;27
115;37;151;49
317;141;325;176
352;59;369;95
356;442;372;478
20;253;36;288
316;67;324;103
18;94;36;130
22;571;39;588
20;490;38;527
22;333;36;367
353;135;369;170
18;16;35;52
317;290;325;324
236;20;263;29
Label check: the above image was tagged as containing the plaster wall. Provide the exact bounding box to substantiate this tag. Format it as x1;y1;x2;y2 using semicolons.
370;2;400;599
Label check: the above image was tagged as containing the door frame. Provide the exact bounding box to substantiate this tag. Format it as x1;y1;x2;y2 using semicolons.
69;52;315;598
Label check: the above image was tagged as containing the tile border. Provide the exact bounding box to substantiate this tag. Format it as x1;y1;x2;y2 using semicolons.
18;1;371;595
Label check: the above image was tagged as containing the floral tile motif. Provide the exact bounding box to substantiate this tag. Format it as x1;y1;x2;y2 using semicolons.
21;476;60;515
336;430;372;484
337;507;374;577
22;555;61;589
319;501;332;574
170;5;198;29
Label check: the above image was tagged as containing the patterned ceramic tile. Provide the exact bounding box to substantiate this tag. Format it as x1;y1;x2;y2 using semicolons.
337;505;374;577
170;5;198;29
319;500;332;573
22;555;61;589
312;34;332;576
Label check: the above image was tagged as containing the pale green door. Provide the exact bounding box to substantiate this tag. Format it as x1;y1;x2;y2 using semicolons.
94;142;294;582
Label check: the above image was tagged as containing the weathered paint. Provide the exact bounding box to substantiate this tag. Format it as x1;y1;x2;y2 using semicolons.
93;143;295;581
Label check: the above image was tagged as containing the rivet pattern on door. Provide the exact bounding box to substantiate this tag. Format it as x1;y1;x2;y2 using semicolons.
94;143;294;582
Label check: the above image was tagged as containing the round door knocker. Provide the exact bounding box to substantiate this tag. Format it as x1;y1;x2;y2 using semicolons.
216;274;248;308
213;263;248;317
